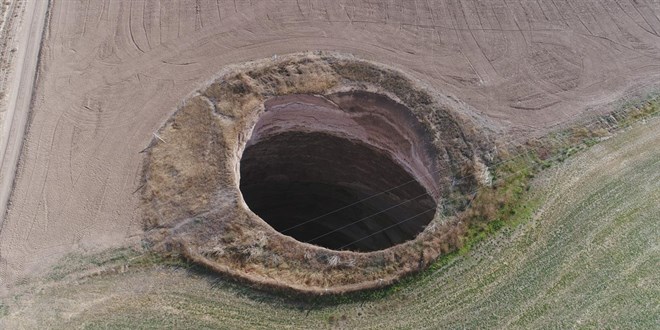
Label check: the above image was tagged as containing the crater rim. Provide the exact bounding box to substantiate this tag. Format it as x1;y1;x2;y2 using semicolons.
141;52;490;296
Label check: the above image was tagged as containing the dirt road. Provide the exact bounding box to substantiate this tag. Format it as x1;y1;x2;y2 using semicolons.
0;0;48;289
1;0;660;287
0;0;49;224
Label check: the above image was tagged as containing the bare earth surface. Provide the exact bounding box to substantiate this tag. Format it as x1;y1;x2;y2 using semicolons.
1;0;660;290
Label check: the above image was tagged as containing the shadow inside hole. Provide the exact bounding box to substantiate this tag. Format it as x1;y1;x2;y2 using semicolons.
239;131;436;252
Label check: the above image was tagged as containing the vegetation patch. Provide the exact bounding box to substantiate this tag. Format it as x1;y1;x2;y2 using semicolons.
325;91;660;302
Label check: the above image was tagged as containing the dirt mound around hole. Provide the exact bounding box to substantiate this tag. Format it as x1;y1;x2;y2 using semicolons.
141;52;493;295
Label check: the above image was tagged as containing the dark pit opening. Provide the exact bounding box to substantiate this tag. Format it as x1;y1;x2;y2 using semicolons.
239;93;439;252
240;132;436;252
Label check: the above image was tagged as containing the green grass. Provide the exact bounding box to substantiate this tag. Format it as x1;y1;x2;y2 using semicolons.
343;96;659;303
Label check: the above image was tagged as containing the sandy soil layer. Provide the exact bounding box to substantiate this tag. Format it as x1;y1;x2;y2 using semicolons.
1;0;660;287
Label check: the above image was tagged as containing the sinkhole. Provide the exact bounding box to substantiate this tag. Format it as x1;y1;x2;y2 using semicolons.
143;54;489;293
239;92;440;252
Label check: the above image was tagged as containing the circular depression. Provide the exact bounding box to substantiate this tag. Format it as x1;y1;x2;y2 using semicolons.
141;53;490;295
239;93;439;252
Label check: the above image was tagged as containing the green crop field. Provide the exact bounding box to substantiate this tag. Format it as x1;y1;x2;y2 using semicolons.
1;117;658;329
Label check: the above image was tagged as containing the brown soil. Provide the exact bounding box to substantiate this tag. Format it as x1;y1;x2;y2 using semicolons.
2;0;660;294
